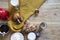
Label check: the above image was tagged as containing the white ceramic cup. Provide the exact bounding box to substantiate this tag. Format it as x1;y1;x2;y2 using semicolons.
40;22;47;30
11;32;24;40
10;0;19;6
27;32;36;40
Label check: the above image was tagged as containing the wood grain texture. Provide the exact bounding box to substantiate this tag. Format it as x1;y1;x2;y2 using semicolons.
0;0;8;2
0;0;60;40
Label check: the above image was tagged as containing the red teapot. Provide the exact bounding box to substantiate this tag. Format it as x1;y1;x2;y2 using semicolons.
0;8;9;21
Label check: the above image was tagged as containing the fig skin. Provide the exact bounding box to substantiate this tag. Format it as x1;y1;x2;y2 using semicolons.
12;13;23;24
13;13;20;21
35;9;39;14
22;22;37;33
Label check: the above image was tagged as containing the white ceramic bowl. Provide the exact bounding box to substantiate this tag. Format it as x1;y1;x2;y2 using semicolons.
11;32;24;40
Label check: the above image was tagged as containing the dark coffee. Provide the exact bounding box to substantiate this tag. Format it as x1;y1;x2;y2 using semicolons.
0;24;9;33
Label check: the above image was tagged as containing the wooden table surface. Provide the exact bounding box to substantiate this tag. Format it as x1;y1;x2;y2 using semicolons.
0;0;60;40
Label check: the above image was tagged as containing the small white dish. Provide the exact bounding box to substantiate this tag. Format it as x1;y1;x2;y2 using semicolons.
10;32;24;40
27;32;36;40
10;0;19;6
